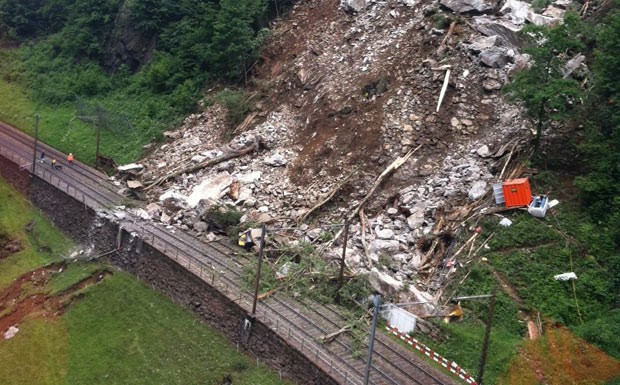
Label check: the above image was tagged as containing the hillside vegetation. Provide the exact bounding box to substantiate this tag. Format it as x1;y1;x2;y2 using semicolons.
0;0;286;163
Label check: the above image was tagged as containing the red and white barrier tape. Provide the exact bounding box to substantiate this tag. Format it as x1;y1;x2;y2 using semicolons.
385;323;477;385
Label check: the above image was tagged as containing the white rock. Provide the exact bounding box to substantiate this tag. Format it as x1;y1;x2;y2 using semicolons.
187;173;233;207
476;145;490;157
132;208;151;220
160;212;171;224
4;325;19;339
407;204;425;230
191;155;207;163
377;228;395;240
370;239;401;254
468;180;488;201
145;203;161;216
467;35;498;52
500;0;532;24
117;163;144;172
368;268;403;296
237;171;262;183
264;153;287;167
341;0;369;13
159;190;187;202
499;217;513;227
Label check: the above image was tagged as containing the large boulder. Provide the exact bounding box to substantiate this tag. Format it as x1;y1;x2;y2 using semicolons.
467;35;499;53
499;0;532;24
341;0;369;13
440;0;495;14
468;180;488;201
369;268;404;296
479;47;511;68
474;16;522;48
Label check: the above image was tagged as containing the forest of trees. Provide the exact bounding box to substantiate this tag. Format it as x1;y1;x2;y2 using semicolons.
0;0;292;115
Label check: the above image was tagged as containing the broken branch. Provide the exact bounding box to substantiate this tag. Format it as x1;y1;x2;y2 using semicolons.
359;208;372;267
320;326;351;343
299;167;359;222
436;68;451;112
330;145;422;245
437;21;457;55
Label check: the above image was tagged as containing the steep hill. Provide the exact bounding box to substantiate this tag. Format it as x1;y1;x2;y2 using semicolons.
138;0;536;301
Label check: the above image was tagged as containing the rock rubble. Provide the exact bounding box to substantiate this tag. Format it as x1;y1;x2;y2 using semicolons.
121;0;573;304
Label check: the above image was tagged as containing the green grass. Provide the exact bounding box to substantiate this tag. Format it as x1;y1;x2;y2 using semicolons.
45;262;104;295
64;272;287;385
0;177;290;385
0;180;71;290
417;193;620;384
407;309;522;385
0;78;147;165
0;317;69;385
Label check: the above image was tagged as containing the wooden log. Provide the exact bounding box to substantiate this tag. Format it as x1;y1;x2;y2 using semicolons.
299;167;358;222
144;136;263;190
330;145;422;245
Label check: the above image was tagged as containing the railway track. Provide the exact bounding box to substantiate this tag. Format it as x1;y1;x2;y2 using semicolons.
0;121;459;385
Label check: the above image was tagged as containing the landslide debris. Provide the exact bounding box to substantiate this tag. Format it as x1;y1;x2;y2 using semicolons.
112;0;574;306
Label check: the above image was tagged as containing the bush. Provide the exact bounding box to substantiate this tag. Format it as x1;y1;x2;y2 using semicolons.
214;89;253;127
201;205;242;235
575;310;620;359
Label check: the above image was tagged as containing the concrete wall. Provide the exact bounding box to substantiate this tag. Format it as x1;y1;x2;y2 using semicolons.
0;154;337;385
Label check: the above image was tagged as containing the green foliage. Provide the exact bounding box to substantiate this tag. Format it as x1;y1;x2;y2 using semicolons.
0;0;276;164
207;0;268;81
503;12;590;149
574;309;620;359
214;89;254;127
0;0;67;39
202;205;243;235
575;8;620;247
126;0;181;34
54;0;122;61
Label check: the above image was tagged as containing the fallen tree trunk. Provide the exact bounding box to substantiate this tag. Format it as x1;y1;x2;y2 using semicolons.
144;136;263;190
320;326;351;343
299;167;359;223
330;144;422;245
359;208;372;267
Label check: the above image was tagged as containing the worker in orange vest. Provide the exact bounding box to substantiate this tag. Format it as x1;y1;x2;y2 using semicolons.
67;153;74;166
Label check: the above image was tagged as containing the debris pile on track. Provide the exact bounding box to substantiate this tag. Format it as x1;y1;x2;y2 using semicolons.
123;0;571;303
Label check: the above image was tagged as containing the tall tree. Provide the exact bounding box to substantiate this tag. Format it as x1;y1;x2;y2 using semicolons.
576;6;620;244
504;13;589;151
207;0;268;82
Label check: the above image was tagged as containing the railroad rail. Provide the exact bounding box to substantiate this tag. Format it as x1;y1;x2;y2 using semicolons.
0;120;459;385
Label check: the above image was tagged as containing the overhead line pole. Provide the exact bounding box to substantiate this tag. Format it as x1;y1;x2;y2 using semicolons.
476;286;497;385
31;113;39;174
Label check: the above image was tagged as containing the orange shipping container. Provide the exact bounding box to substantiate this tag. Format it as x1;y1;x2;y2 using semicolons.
502;178;532;207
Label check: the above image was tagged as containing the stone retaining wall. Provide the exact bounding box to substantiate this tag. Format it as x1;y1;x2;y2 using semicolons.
0;154;337;385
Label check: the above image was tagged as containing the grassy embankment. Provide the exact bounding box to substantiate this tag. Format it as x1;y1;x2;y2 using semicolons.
0;48;181;165
0;178;289;385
